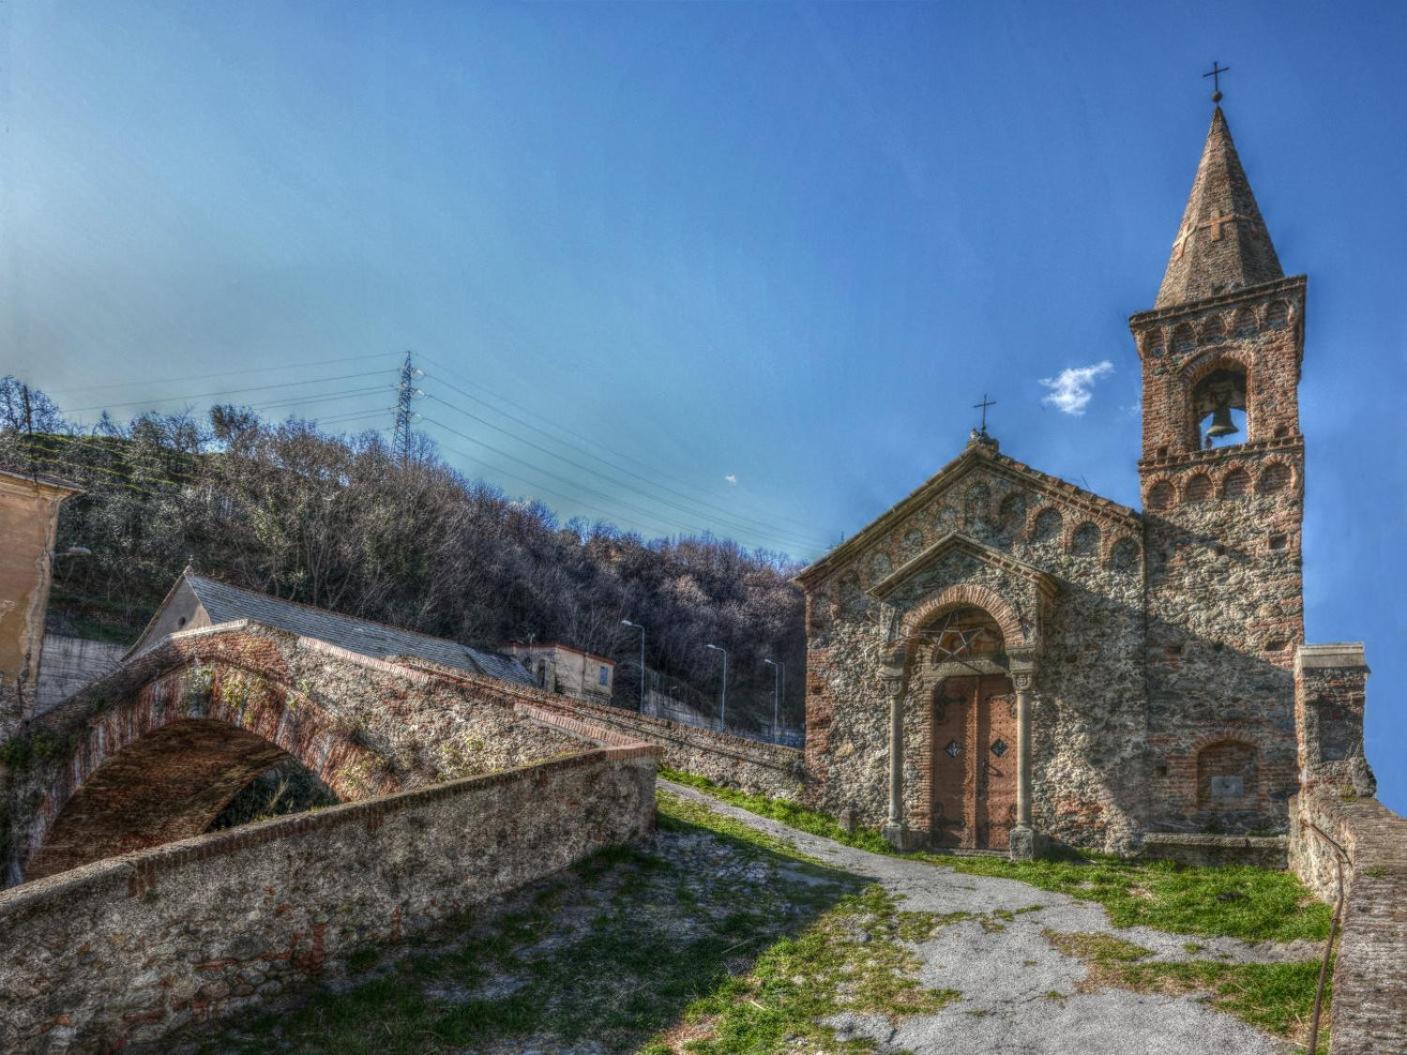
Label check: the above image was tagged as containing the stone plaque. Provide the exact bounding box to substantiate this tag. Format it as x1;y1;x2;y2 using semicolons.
1209;775;1244;799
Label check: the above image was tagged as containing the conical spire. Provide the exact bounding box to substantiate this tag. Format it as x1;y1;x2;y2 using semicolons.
1156;107;1283;308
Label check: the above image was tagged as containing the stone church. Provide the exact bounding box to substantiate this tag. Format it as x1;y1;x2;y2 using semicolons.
796;106;1373;858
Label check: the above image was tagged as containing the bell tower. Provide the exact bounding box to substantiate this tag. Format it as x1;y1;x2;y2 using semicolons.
1133;104;1307;832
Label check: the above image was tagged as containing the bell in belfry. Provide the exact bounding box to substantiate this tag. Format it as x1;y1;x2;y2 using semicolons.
1206;398;1239;439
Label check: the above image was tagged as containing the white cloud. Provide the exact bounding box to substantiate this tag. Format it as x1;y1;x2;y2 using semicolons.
1039;361;1114;416
724;473;738;486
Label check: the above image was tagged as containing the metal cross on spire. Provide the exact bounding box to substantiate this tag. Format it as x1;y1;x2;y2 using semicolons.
1203;60;1230;103
973;394;997;435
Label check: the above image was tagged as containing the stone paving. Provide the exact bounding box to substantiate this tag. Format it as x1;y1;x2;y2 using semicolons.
664;780;1309;1055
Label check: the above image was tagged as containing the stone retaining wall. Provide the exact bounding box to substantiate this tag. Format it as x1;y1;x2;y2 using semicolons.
33;635;125;716
0;744;658;1053
1290;786;1407;1055
1137;832;1288;869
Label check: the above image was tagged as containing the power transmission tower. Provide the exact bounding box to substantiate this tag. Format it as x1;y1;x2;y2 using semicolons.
392;351;423;466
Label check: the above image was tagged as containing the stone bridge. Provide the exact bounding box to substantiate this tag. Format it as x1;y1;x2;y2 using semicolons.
1;621;588;886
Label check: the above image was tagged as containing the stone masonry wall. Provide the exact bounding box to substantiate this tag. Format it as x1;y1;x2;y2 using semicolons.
802;445;1149;854
1294;645;1375;796
525;695;805;801
1135;279;1308;834
1289;786;1407;1055
393;656;807;801
0;744;659;1054
3;624;588;885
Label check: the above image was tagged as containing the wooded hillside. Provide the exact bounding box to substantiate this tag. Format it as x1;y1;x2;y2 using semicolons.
0;378;806;733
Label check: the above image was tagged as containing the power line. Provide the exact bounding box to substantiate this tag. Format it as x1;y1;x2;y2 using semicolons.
418;352;825;537
62;369;395;414
426;429;691;538
422;391;826;552
424;369;827;546
48;351;401;396
421;415;738;541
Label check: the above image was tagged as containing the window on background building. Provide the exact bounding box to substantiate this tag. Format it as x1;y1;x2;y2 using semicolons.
598;666;609;686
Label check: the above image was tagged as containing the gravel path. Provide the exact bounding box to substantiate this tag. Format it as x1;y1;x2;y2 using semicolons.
662;780;1306;1055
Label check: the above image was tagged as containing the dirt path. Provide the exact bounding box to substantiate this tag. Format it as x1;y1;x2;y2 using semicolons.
662;780;1306;1055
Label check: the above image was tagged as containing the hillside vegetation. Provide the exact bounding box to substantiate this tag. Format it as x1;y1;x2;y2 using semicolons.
0;378;805;731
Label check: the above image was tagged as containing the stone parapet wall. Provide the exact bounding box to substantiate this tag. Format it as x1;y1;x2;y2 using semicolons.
0;744;658;1053
524;695;806;801
1289;786;1407;1055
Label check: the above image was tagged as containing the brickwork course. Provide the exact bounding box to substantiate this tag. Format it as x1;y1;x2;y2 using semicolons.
795;106;1386;861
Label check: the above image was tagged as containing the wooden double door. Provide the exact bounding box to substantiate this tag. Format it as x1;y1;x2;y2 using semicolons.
931;674;1017;850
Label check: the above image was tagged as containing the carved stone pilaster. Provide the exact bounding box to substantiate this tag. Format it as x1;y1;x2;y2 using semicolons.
879;646;910;850
1007;654;1038;860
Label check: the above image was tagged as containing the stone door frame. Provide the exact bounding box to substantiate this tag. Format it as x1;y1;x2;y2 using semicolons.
878;595;1042;860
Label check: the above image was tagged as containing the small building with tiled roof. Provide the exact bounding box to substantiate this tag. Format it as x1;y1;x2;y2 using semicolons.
500;641;615;703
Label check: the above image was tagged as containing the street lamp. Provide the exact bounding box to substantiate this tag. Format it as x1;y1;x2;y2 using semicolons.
763;658;785;742
621;619;645;712
705;643;728;729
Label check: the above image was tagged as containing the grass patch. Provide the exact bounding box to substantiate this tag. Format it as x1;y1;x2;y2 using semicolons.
196;782;959;1055
656;789;825;867
663;769;1331;943
925;852;1329;942
671;885;962;1054
1044;927;1327;1049
661;768;892;854
1043;929;1152;963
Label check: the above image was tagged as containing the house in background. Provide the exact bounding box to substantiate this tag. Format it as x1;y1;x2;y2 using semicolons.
501;642;614;703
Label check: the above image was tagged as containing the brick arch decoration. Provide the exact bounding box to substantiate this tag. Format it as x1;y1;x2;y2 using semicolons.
1063;519;1101;557
1103;534;1141;572
1219;464;1252;500
1027;504;1064;544
901;584;1031;651
1143;476;1175;512
18;647;399;882
1254;456;1299;496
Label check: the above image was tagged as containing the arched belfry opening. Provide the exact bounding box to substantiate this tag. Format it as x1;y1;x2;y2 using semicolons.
1191;365;1248;449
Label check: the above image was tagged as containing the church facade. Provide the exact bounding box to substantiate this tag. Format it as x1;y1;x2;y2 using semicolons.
795;106;1373;857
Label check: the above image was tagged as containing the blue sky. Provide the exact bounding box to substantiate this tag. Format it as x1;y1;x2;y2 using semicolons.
3;1;1404;809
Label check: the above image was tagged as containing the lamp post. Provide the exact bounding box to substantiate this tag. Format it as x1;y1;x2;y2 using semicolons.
763;658;784;742
705;643;728;729
621;619;645;712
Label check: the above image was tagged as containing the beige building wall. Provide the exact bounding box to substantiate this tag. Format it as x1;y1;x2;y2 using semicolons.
0;469;79;722
503;643;614;702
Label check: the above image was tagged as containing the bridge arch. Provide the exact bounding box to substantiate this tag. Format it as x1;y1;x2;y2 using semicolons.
20;650;399;881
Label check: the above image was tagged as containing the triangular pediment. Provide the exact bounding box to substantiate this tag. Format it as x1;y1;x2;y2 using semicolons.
866;531;1058;602
796;437;1137;589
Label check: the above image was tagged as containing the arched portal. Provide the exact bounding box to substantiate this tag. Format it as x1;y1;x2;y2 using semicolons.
917;606;1018;850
